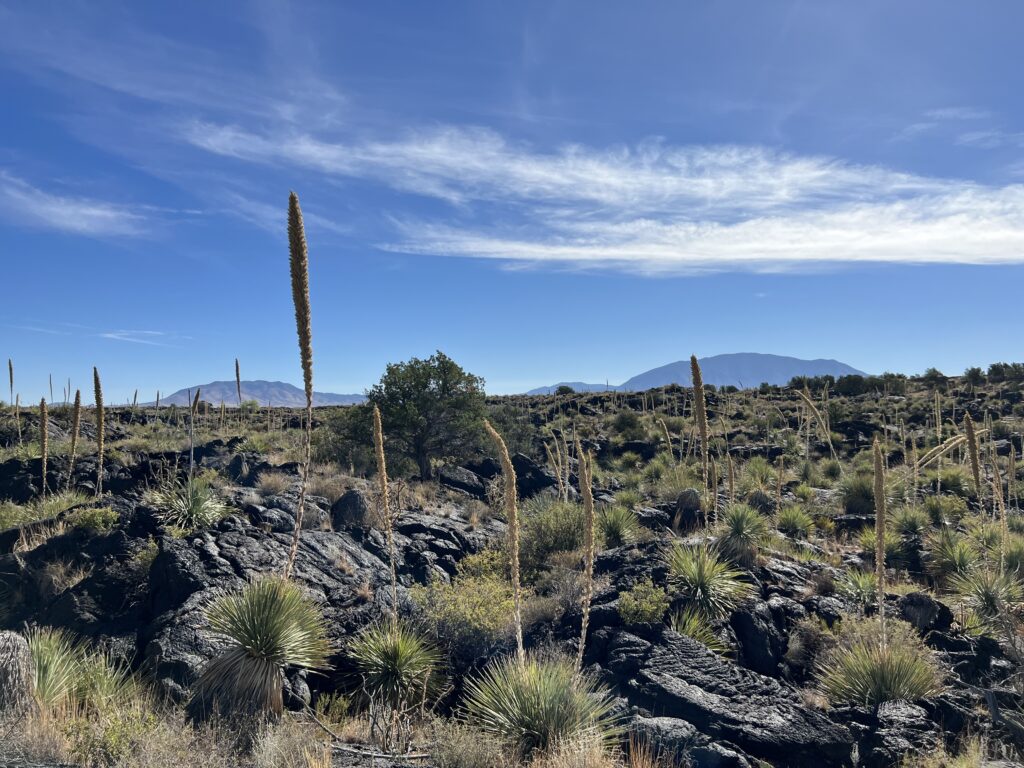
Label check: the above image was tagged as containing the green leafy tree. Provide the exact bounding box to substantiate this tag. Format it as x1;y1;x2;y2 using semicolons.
368;351;486;480
962;366;985;391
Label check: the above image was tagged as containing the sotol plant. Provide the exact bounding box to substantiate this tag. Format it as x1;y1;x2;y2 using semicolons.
93;367;104;496
66;390;81;492
873;438;887;640
39;398;48;500
576;449;596;672
283;191;315;580
690;355;710;522
373;404;399;623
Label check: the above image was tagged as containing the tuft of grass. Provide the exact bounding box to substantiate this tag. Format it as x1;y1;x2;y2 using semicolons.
817;618;942;706
187;576;330;722
665;542;753;620
669;607;727;654
463;654;620;758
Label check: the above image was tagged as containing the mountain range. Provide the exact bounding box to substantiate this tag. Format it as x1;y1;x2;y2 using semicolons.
525;353;866;394
152;380;365;408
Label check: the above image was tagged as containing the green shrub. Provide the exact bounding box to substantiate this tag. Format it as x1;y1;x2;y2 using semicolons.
857;527;902;566
519;497;585;577
669;607;727;654
617;580;669;626
923;467;973;499
463;654;620;757
665;543;753;620
412;574;514;662
821;460;842;482
651;463;701;504
839;473;875;516
597;505;640;549
70;506;119;531
817;618;943;706
777;506;815;539
793;483;815;503
614;489;642;510
716;504;769;566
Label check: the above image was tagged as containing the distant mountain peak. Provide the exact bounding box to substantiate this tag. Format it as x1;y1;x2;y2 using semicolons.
152;380;364;407
526;353;865;394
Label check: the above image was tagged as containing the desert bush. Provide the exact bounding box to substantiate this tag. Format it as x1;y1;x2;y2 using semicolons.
777;506;815;539
839;473;875;516
257;470;293;497
463;654;619;757
793;483;815;503
665;543;753;620
821;459;842;481
922;467;974;499
617;580;669;626
716;504;769;566
597;505;640;549
651;463;700;504
428;718;513;768
614;489;642;510
857;527;903;566
187;577;330;722
818;618;943;706
839;569;878;611
145;475;228;533
520;497;586;577
668;607;727;654
69;506;119;531
412;573;514;663
784;616;836;678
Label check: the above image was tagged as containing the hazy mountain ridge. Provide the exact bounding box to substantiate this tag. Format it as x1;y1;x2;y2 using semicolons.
151;380;365;407
527;353;866;395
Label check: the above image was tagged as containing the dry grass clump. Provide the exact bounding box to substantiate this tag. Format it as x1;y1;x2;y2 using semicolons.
257;470;293;497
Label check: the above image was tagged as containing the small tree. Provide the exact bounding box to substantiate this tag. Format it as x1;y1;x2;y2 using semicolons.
368;351;485;480
962;366;985;391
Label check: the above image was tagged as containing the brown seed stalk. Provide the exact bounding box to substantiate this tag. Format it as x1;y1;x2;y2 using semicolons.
93;367;104;497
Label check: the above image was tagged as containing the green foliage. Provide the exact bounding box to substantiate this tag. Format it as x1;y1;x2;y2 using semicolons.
858;527;902;566
950;569;1023;628
463;654;620;757
187;577;330;721
349;621;441;709
839;569;878;610
665;543;753;620
891;506;929;538
145;475;227;533
926;528;978;588
26;627;80;709
777;506;815;539
367;350;487;480
611;411;646;442
617;580;669;626
716;503;769;566
839;473;875;516
70;506;119;531
412;573;514;663
821;459;842;481
793;483;815;503
922;495;969;527
817;618;943;706
649;462;700;504
519;497;586;577
669;607;727;654
596;504;640;548
923;467;973;499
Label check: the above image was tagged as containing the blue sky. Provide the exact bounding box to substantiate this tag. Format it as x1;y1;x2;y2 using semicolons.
2;1;1023;403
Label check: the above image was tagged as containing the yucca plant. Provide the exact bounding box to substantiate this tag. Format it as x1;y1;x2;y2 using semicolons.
463;654;619;758
891;506;929;538
777;506;815;540
74;649;134;715
284;191;315;580
145;475;227;532
26;626;80;710
187;576;330;722
597;504;640;549
669;607;727;654
716;503;769;566
349;620;440;709
665;542;752;620
817;618;942;706
925;528;978;588
950;569;1023;629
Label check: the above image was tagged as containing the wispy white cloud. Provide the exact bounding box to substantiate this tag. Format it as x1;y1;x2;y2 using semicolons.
0;172;147;236
925;107;992;121
956;129;1024;149
99;330;181;346
181;121;1024;274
